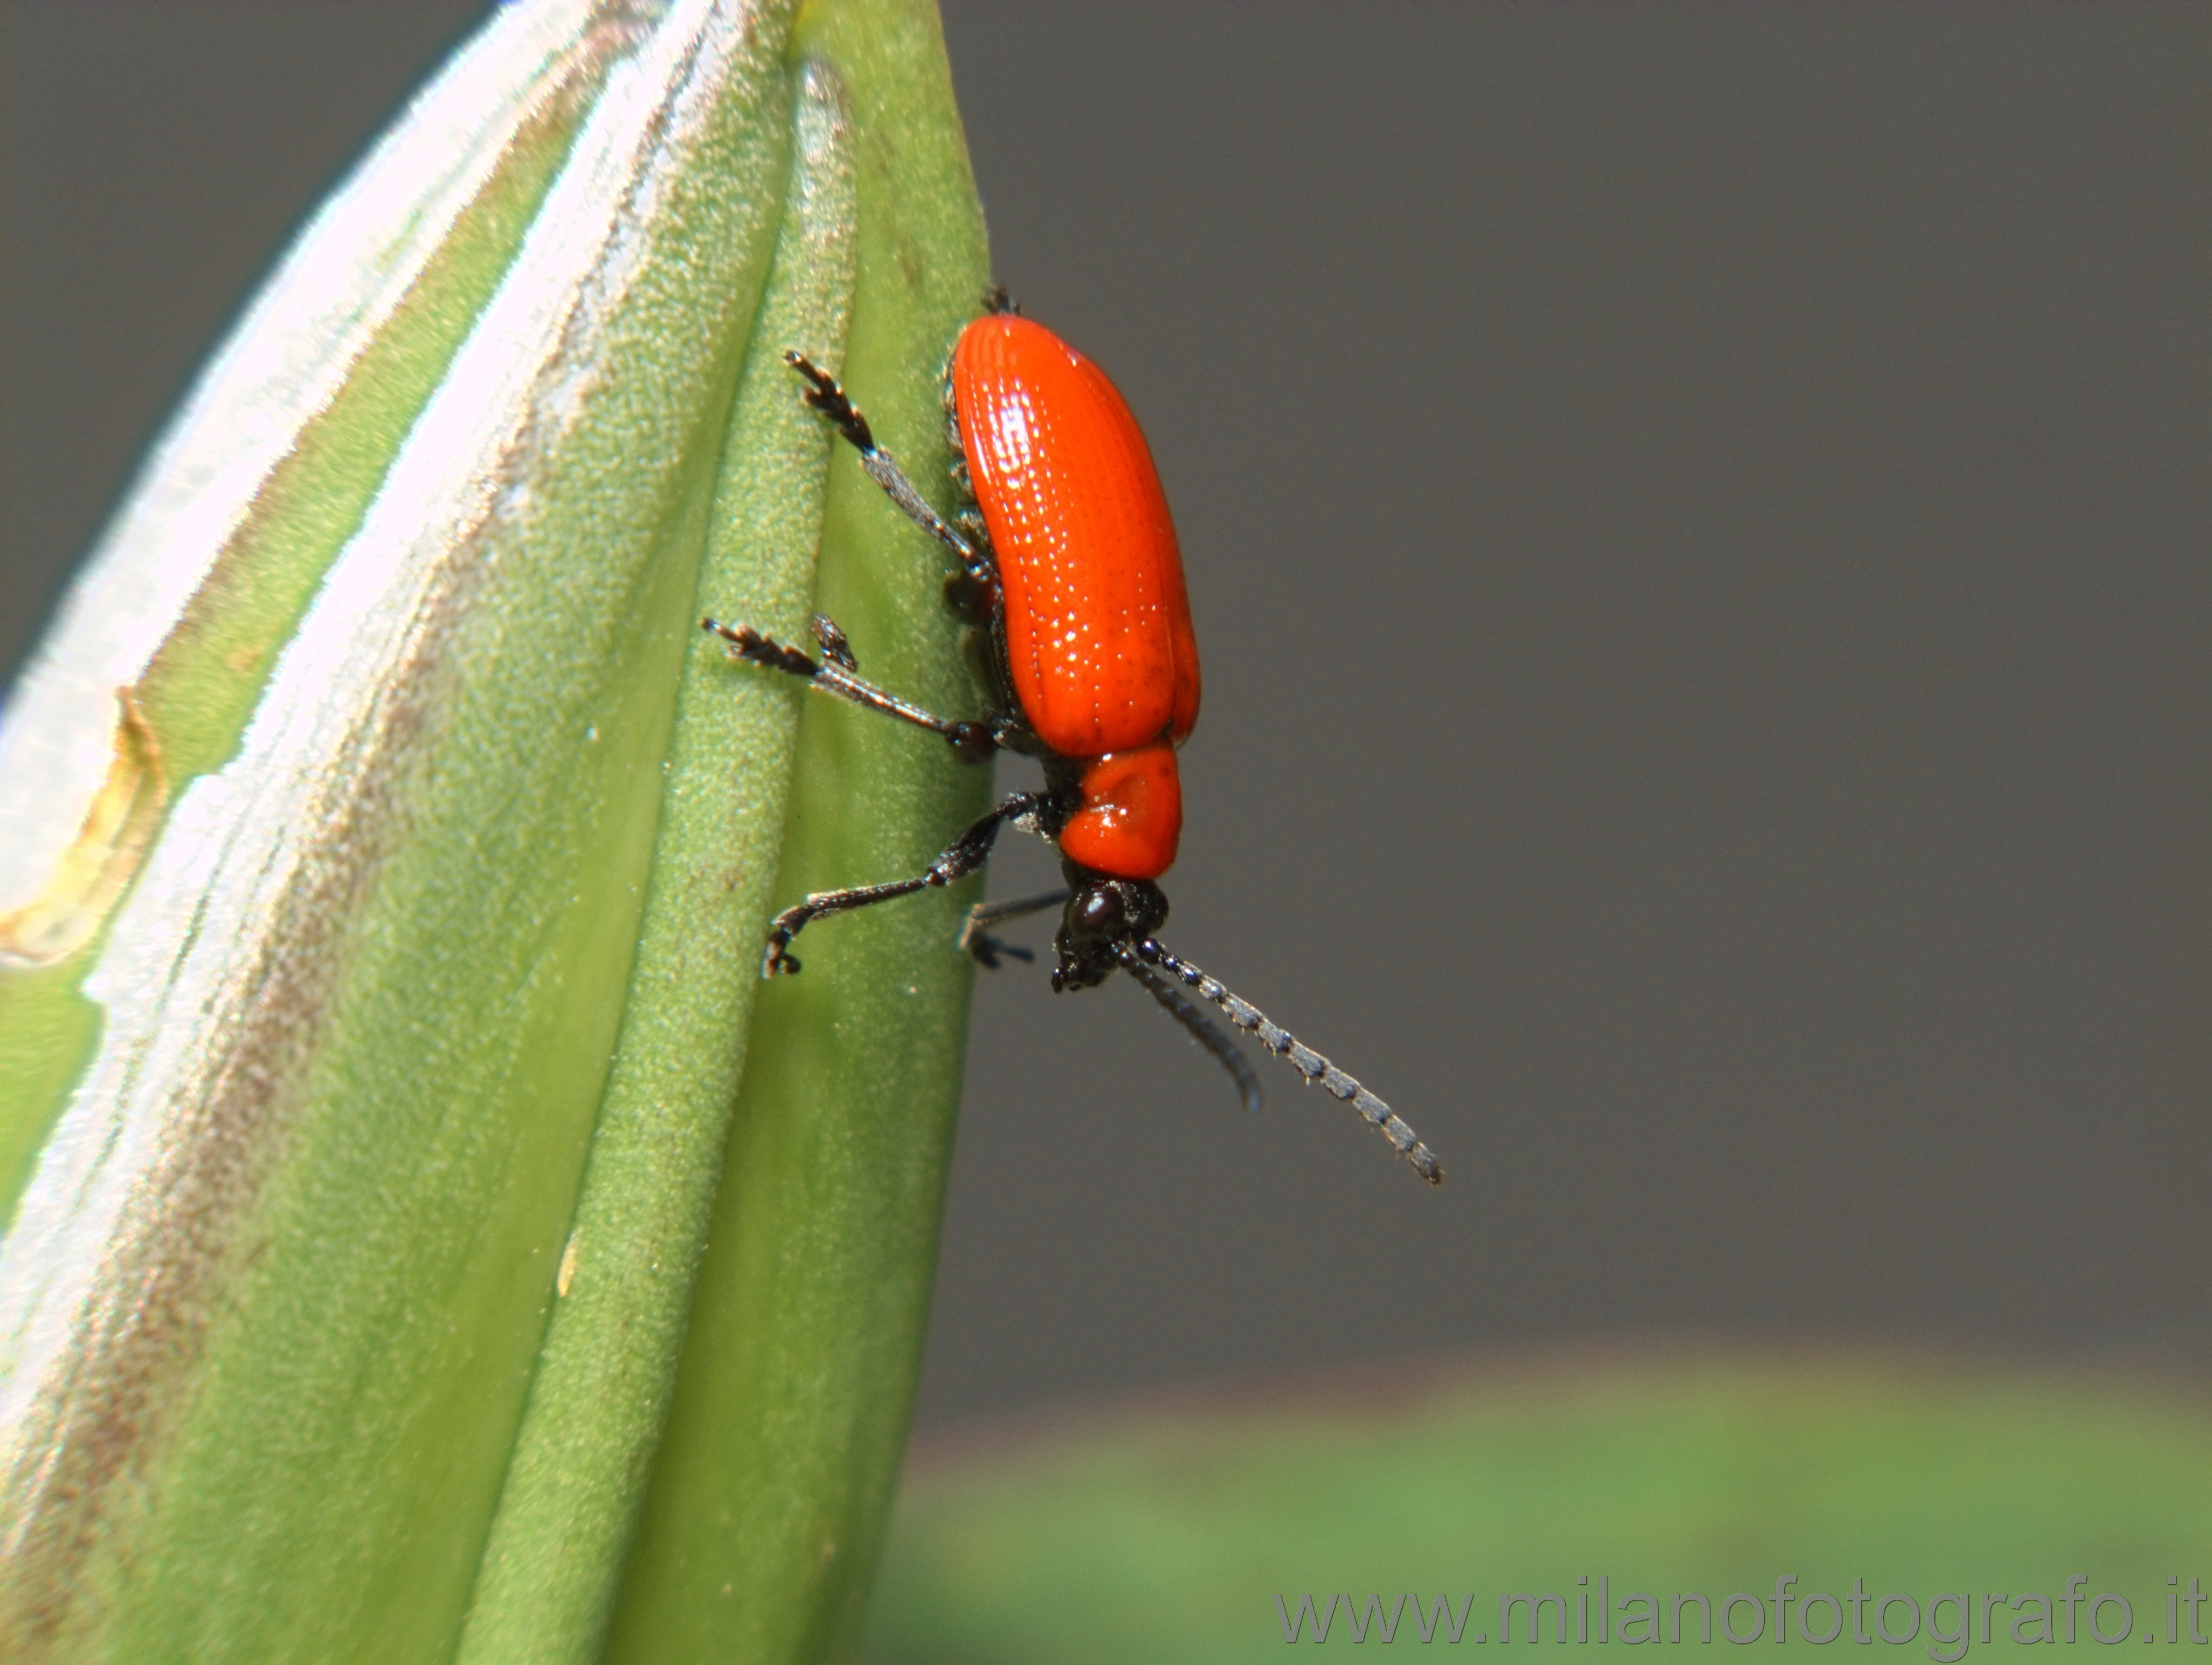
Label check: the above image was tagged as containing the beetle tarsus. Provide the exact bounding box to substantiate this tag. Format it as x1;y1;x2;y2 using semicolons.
703;616;1001;760
784;350;874;451
811;613;858;670
959;889;1070;967
703;616;815;677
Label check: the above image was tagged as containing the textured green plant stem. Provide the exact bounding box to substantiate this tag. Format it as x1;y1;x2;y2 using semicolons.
2;3;992;1659
0;7;810;1659
454;58;860;1665
598;2;993;1660
78;45;798;1665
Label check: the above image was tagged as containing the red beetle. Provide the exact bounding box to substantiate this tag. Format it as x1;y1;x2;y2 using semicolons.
704;292;1441;1184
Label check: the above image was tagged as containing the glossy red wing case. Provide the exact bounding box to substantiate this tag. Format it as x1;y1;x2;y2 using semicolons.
951;314;1201;760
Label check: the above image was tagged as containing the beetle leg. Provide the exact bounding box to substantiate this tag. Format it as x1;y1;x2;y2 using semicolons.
701;616;999;763
808;613;858;670
956;887;1070;968
784;351;998;601
763;793;1054;976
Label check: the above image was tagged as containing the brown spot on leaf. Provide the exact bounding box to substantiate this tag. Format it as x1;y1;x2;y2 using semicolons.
0;688;167;967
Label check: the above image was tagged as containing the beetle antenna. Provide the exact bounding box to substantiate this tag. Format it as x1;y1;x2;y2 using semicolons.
1123;953;1263;1115
1118;939;1443;1185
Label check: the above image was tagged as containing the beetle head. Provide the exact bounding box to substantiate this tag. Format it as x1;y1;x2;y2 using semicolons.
1052;868;1168;991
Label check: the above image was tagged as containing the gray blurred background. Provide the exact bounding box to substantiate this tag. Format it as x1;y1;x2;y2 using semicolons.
4;4;2204;1433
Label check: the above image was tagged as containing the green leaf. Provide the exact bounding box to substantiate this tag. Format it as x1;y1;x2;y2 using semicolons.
0;3;988;1661
0;0;616;1232
867;1350;2212;1662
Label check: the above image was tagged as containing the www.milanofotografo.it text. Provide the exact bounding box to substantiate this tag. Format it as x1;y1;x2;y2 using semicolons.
1275;1577;2210;1653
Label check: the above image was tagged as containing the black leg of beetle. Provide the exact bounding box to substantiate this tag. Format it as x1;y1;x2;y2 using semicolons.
764;793;1052;976
701;616;997;762
809;613;858;670
1123;954;1264;1115
783;351;997;598
1119;940;1444;1186
957;887;1069;968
